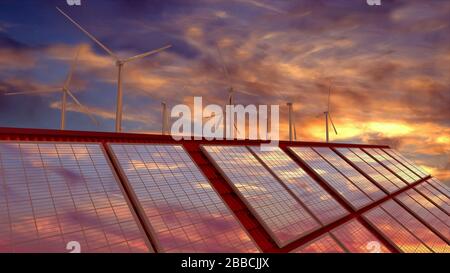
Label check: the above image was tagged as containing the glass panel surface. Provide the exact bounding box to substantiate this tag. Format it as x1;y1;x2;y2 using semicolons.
376;149;423;181
363;207;431;253
404;189;449;227
0;142;151;253
202;145;320;247
109;144;260;253
415;182;450;214
336;148;399;193
348;148;407;190
292;233;345;253
381;200;449;253
313;147;386;201
382;149;429;178
288;147;372;210
363;148;418;184
249;146;348;225
395;191;449;241
428;178;450;199
331;219;391;253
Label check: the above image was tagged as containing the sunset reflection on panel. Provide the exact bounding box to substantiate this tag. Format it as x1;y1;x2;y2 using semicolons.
109;144;259;253
0;142;151;253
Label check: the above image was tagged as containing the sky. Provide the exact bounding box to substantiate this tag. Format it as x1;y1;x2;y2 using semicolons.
0;0;449;184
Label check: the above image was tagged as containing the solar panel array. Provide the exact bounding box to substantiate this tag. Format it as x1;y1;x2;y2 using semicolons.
363;148;420;184
109;144;259;253
363;207;432;253
428;177;450;198
0;142;151;253
313;147;386;201
248;146;348;225
0;138;448;253
415;182;450;214
201;145;320;247
382;149;429;178
395;190;450;241
288;147;373;210
335;148;404;193
379;200;449;253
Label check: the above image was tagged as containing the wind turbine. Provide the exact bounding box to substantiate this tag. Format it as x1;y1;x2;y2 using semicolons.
323;83;338;143
57;7;171;132
5;46;98;130
216;44;255;138
286;102;297;141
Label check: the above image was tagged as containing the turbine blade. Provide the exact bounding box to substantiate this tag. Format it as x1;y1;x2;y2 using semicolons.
64;46;81;89
66;89;100;126
327;84;332;112
235;89;256;97
216;44;232;88
227;92;233;105
293;113;297;141
122;45;172;63
329;113;338;135
56;7;118;60
4;89;61;96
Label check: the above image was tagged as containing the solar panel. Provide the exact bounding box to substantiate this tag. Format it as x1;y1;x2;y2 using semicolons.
363;148;419;184
248;146;348;225
348;148;407;190
363;207;432;253
335;148;400;193
201;145;320;247
377;149;425;181
313;147;386;201
382;149;429;178
288;147;372;210
403;189;449;227
395;191;449;241
428;177;450;199
292;233;345;253
380;200;449;253
330;219;391;253
415;182;450;214
108;144;259;253
0;142;151;253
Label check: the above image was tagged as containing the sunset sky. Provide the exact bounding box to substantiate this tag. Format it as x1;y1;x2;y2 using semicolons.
0;0;449;184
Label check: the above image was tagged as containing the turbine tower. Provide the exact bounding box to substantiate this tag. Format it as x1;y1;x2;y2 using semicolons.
57;7;171;132
5;46;98;130
324;84;338;142
161;101;169;135
216;44;256;138
286;102;297;142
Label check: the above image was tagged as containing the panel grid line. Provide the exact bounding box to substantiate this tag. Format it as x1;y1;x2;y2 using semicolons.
109;143;260;253
380;200;449;253
201;145;321;248
288;147;372;210
0;141;151;253
248;146;349;226
382;149;429;178
334;147;401;193
363;148;419;184
312;147;386;202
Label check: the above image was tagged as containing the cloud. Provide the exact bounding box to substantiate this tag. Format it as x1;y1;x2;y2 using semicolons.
0;0;449;183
